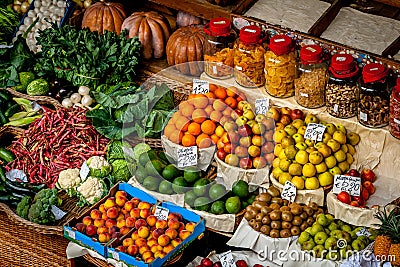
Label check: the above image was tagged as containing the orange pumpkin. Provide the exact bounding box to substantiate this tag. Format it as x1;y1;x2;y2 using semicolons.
81;2;126;34
121;11;171;60
166;25;206;76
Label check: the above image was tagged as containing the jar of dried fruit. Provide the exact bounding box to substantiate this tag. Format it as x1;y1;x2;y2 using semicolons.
326;54;360;118
358;63;390;128
390;78;400;138
234;25;267;88
295;45;328;108
264;35;296;98
204;18;237;79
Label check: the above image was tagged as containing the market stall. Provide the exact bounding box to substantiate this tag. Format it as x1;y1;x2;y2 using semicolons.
0;0;400;266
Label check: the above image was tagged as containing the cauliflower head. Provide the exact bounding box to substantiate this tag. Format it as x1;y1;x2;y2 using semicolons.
87;156;112;178
57;168;81;189
76;177;107;206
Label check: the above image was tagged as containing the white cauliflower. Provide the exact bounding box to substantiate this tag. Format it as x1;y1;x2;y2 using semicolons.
76;177;107;206
87;156;112;178
56;168;81;196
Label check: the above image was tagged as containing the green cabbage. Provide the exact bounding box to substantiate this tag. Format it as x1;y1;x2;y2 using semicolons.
111;159;136;182
26;78;49;96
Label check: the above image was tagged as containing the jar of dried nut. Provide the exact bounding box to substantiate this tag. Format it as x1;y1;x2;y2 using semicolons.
204;18;237;79
264;35;296;98
234;25;267;88
390;78;400;139
358;63;390;128
295;45;328;108
326;54;359;118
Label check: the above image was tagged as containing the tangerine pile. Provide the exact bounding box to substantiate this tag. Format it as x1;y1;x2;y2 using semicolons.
164;84;246;149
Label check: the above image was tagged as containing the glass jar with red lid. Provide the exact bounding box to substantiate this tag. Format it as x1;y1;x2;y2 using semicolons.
358;62;390;128
234;25;267;87
326;54;360;118
204;18;237;79
264;35;297;98
390;78;400;138
295;45;328;108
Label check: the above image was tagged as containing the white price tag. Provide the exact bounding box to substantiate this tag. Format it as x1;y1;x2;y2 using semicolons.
219;250;235;267
236;66;243;71
334;104;338;113
274;38;285;43
359;112;368;121
154;206;169;221
5;169;28;182
304;123;326;142
336;57;346;62
255;98;269;115
333;175;361;196
394;118;400;125
111;250;120;261
51;205;67;220
192;79;209;94
300;92;309;97
306;47;317;52
80;162;90;181
31;101;42;111
356;227;372;237
177;146;197;168
244;28;256;33
281;181;297;202
213;66;218;74
66;228;75;239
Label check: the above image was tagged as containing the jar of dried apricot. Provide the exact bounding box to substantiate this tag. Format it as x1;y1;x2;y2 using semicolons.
295;45;328;108
390;78;400;139
204;18;237;79
234;25;267;88
264;35;296;98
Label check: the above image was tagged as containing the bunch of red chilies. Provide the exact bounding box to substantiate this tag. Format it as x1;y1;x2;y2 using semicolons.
6;107;109;188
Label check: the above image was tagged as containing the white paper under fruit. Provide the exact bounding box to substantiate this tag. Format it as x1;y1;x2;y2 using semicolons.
215;156;270;189
227;219;295;266
128;177;185;207
270;174;325;206
184;205;236;233
161;135;216;171
326;192;397;228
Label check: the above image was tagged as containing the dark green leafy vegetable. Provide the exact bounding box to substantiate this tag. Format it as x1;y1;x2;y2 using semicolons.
27;188;62;225
16;195;32;220
0;7;20;45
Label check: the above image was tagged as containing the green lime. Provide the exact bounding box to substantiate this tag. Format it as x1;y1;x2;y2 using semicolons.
242;201;249;209
225;196;241;214
135;165;147;180
232;180;249;198
162;164;181;181
183;167;201;183
145;160;164;177
143;176;161;191
193;178;210;196
133;143;151;161
157;151;169;165
210;200;226;215
172;177;188;194
208;184;227;200
158;180;173;194
184;190;197;207
194;197;211;211
246;194;256;205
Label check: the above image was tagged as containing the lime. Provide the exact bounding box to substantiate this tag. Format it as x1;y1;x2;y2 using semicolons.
157;151;169;165
208;184;227;200
133;143;151;161
246;194;256;205
158;180;173;194
135;165;147;180
184;190;197;207
225;196;241;214
145;160;164;176
143;176;160;191
194;197;211;211
242;201;249;209
232;180;249;198
162;164;181;181
172;177;188;194
193;178;210;196
183;167;201;183
210;200;226;215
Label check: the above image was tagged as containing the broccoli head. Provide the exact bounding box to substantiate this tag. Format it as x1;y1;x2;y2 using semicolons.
16;196;32;220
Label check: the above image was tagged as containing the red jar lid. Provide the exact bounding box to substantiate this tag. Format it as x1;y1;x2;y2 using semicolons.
331;54;355;71
240;25;262;44
395;78;400;92
209;18;231;36
300;45;323;63
269;35;293;56
362;63;388;83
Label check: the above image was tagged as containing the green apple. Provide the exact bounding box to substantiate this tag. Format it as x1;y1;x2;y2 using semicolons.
336;125;347;134
278;149;287;160
341;231;352;243
322;133;332;144
358;236;370;246
273;129;287;143
325;156;337;169
316;214;330;227
325;123;337;135
325;228;331;235
309;151;324;165
295;142;308;151
236;116;248;126
339;245;353;259
298;231;312;245
305;227;313;234
319;120;327;126
341;144;348;153
284;145;297;160
310;223;325;236
346;131;360;146
255;114;266;123
292;133;305;143
302;163;316;177
330;229;343;238
306;147;317;154
284;125;297;136
325;236;338;250
304;114;319;125
329;166;342;176
291;119;305;129
334;150;347;163
347;144;356;155
279;158;292;171
338;161;350;173
289;163;303;176
318;171;334;187
333;131;347;145
346;153;354;165
315;162;328;173
297;125;307;136
351;239;366;251
317;144;332;158
314;142;324;149
272;158;280;168
305;139;315;147
325;251;340;261
272;167;284;179
325;214;334;224
327;139;341;152
295;150;309;165
274;143;283;157
328;222;339;232
312;244;326;258
279;172;293;185
301;240;316;251
305;177;320;190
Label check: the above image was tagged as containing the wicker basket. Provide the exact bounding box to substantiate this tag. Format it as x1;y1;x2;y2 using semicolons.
4;87;62;108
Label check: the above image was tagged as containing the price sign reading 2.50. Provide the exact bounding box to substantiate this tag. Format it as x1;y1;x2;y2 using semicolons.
177;146;198;168
333;175;361;196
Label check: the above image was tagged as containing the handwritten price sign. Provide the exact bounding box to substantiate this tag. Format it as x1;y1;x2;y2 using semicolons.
154;206;169;221
333;175;361;196
356;227;372;237
304;123;326;141
192;79;209;94
281;181;297;202
51;205;67;220
255;98;269;115
177;146;197;168
219;250;234;267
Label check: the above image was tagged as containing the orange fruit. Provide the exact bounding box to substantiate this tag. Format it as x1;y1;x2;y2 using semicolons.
187;94;196;100
225;97;238;109
187;122;201;136
211;134;219;144
192;109;207;124
214;88;227;100
209;84;218;92
180;102;195;118
175;116;190;132
182;134;196;147
201;120;216;135
205;92;215;99
196;133;212;148
191;95;209;109
213;99;227;111
210;110;222;123
164;124;176;138
226;86;238;97
204;105;214;116
169;130;183;144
